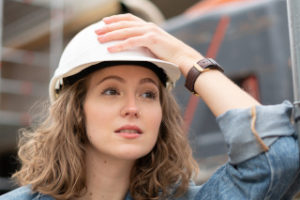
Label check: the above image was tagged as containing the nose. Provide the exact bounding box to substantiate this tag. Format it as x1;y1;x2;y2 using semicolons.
120;95;140;118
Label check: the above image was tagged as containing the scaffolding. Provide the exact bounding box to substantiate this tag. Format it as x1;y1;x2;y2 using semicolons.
0;0;62;134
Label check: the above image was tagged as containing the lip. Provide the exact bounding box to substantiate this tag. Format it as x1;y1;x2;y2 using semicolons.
115;125;143;139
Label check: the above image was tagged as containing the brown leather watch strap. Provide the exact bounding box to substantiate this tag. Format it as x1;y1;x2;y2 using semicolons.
185;58;224;95
185;66;201;94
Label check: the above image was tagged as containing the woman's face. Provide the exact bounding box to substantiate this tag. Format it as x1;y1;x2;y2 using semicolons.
83;65;162;161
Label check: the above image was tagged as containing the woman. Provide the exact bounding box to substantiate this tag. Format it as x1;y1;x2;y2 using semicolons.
1;13;299;200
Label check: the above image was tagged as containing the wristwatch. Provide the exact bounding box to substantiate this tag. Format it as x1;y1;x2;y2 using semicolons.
184;58;224;95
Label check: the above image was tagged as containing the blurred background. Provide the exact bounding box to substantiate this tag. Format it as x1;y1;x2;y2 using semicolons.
0;0;295;196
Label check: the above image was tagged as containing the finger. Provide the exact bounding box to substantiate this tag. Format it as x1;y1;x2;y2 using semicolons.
103;13;144;24
97;26;151;43
107;35;151;53
95;21;141;35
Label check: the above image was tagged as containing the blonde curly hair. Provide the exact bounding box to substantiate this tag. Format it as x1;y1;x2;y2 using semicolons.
13;65;199;200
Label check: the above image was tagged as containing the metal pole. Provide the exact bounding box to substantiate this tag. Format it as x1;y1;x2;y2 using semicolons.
287;0;300;148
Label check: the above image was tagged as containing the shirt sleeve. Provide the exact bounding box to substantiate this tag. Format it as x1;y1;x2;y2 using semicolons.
216;100;295;164
193;101;300;200
195;137;299;199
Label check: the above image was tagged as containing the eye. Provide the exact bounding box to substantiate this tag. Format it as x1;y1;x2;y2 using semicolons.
141;90;157;100
101;87;120;96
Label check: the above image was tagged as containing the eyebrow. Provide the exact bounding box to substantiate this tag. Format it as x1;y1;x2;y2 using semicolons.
97;75;125;86
96;76;159;88
140;78;159;88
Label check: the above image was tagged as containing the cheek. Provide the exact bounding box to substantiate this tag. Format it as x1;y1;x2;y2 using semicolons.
84;105;112;149
84;97;116;123
84;101;108;136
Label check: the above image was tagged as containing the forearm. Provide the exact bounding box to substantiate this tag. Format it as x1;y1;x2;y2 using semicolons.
193;70;260;117
179;56;260;117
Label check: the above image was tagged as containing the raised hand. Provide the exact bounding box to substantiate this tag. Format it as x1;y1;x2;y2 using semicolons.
95;13;203;76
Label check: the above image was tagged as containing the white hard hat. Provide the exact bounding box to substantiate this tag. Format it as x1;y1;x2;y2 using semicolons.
49;20;180;102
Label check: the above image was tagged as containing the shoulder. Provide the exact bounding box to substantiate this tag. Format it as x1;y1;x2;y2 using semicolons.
0;185;54;200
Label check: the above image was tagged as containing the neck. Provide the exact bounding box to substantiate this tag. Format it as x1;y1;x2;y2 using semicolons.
75;146;135;200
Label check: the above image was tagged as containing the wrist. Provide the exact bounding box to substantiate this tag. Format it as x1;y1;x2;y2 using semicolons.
184;58;224;95
176;52;204;76
180;58;204;77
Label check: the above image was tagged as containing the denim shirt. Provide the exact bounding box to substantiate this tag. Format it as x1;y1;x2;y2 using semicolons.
1;101;299;200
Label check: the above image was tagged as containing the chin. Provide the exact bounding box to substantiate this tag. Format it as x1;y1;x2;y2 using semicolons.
115;146;153;160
